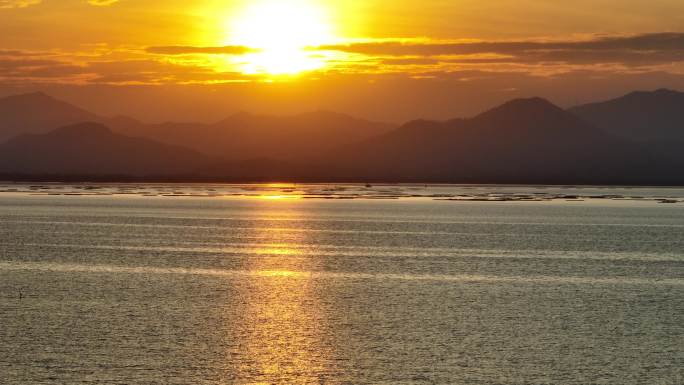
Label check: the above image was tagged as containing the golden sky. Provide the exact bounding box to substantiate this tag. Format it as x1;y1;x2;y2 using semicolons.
1;0;684;121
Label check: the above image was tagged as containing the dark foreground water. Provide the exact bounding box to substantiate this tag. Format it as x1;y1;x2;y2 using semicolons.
1;184;683;384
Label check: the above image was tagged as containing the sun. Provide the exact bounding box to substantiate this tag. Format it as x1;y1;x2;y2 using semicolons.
226;0;337;76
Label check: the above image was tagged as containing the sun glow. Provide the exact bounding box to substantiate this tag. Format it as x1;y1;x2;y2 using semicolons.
227;0;337;76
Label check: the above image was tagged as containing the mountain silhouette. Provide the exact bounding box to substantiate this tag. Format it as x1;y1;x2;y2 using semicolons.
0;122;212;176
0;91;683;184
108;110;395;160
331;98;673;184
570;89;684;143
0;92;395;160
0;92;98;142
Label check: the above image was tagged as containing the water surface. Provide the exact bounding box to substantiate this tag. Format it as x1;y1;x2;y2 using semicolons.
1;184;683;384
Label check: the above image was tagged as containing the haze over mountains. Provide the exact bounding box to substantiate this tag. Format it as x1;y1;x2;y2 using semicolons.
331;98;664;184
108;110;394;160
0;92;394;160
0;92;98;142
570;89;684;151
0;123;210;176
0;89;682;184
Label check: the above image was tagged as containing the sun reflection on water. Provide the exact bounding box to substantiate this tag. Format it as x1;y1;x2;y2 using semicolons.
229;198;336;382
252;243;302;256
256;270;308;278
259;194;303;200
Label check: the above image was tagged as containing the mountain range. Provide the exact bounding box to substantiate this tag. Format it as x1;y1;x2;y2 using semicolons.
0;122;211;177
328;97;666;184
0;92;98;142
570;89;684;144
0;89;682;184
0;92;393;160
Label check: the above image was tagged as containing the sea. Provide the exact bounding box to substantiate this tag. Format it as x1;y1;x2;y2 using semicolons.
1;183;683;384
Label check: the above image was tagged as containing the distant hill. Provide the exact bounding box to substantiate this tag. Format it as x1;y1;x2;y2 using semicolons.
107;110;395;160
0;92;98;142
0;122;212;176
0;91;683;184
0;92;395;160
329;98;678;184
570;89;684;143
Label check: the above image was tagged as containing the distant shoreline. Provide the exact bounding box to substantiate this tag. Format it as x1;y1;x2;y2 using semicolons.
2;175;684;188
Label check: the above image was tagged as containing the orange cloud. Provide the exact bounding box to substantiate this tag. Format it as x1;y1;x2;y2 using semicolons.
86;0;118;5
0;0;40;8
0;0;120;8
1;32;683;86
146;46;257;55
316;33;684;60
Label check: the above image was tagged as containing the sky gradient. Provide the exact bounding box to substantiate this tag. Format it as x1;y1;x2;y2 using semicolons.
1;0;683;122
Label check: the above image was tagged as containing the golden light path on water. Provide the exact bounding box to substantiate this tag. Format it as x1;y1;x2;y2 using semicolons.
233;197;335;381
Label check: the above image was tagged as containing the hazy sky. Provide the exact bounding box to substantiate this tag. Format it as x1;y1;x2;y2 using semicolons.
1;0;683;122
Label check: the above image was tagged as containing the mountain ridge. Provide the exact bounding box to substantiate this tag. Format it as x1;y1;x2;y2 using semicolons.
0;122;213;176
0;92;99;142
570;88;684;143
1;89;683;184
0;91;396;160
324;95;676;184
